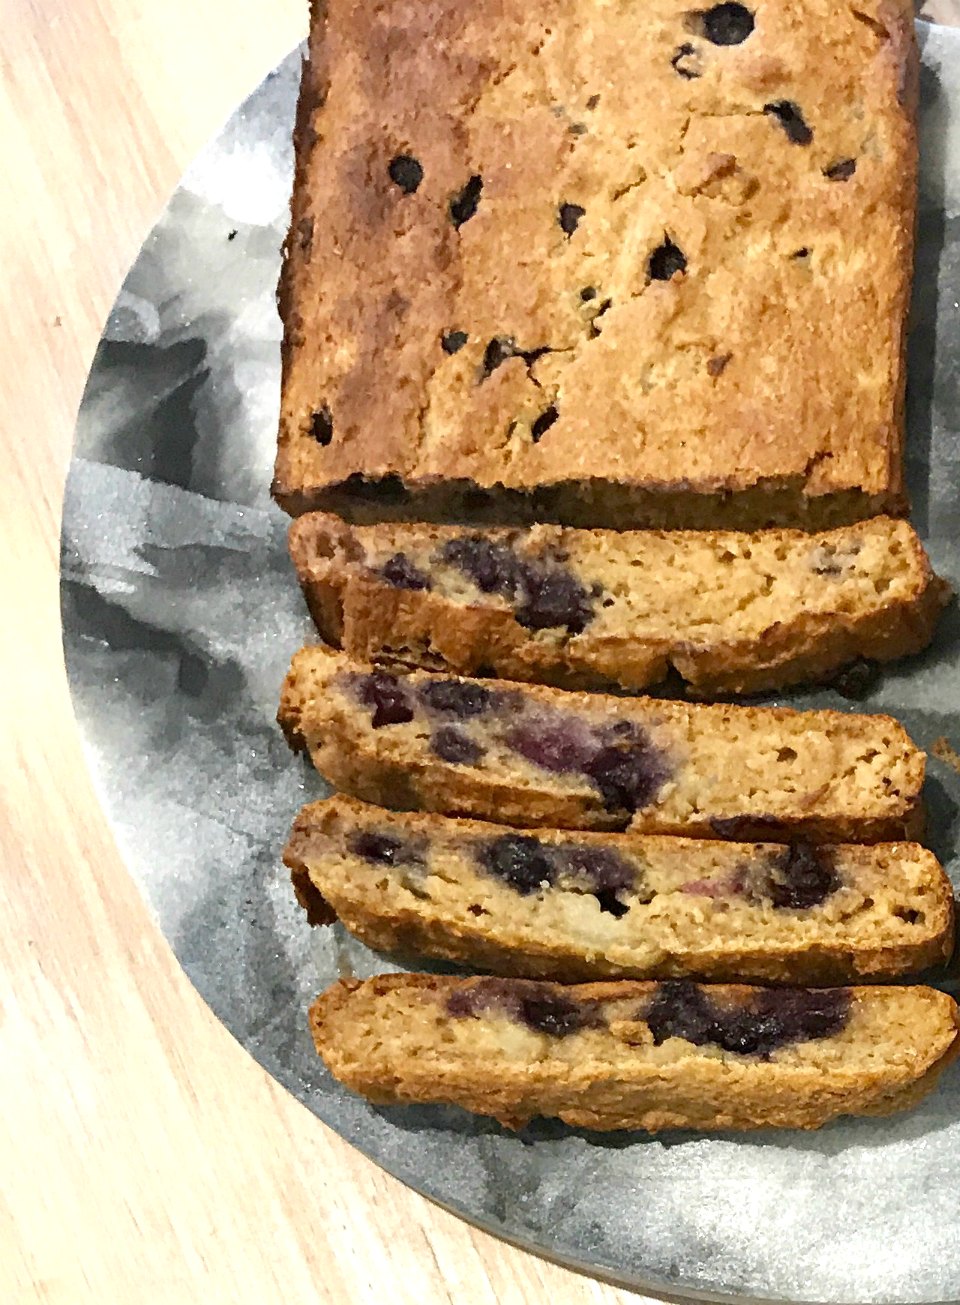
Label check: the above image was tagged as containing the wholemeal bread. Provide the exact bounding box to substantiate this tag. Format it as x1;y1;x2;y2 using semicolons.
278;647;926;840
275;0;917;528
286;797;954;984
288;513;948;694
310;974;960;1131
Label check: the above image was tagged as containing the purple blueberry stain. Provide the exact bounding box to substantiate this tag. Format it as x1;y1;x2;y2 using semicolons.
447;978;600;1037
380;552;431;590
432;726;485;765
349;830;419;865
440;534;597;633
644;981;850;1057
440;536;522;597
357;670;415;728
506;714;598;774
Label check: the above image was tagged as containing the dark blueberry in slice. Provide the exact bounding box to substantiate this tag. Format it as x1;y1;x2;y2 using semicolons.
703;3;755;45
480;835;557;894
755;843;841;910
645;981;850;1056
380;552;431;590
531;406;559;443
447;978;595;1037
558;845;636;894
593;889;630;917
516;989;595;1037
482;336;517;377
671;42;701;78
442;330;468;354
792;247;810;259
558;202;586;236
450;174;483;227
584;727;669;811
648;238;687;282
432;726;485;765
824;158;857;181
737;989;850;1056
645;981;719;1046
441;536;522;597
388;154;424;193
829;658;880;700
580;286;598;301
507;716;598;774
309;406;334;446
515;568;594;634
357;670;415;728
419;678;494;718
764;101;813;145
349;831;411;864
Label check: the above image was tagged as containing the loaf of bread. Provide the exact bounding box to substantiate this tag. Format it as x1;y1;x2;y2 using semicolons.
286;797;954;984
275;0;917;529
311;974;960;1131
278;647;925;840
288;513;947;694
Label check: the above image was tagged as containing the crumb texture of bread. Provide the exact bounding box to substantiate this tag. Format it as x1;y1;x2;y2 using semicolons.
289;514;948;693
278;647;926;840
285;797;955;984
275;0;917;527
309;974;960;1131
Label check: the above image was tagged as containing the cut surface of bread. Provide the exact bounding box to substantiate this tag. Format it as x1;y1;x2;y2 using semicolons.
288;514;948;694
275;0;916;529
286;797;955;984
278;647;926;840
311;974;960;1131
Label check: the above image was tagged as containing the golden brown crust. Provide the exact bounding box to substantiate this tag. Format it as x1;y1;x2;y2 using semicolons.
310;974;960;1131
275;0;917;529
278;646;927;841
285;796;955;984
289;513;949;694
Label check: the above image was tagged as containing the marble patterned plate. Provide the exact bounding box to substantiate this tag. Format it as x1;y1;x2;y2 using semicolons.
61;24;960;1303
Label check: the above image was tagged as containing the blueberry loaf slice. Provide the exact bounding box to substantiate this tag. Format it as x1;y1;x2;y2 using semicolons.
275;0;917;528
311;975;960;1131
286;798;954;984
278;648;926;840
289;514;948;695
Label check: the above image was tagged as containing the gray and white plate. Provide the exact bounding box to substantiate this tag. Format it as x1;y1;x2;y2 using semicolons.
61;23;960;1303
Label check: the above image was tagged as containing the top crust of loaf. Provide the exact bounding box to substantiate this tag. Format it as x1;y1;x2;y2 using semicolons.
275;0;917;528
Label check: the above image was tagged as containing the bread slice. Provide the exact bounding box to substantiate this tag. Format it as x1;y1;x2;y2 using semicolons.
286;797;954;984
275;0;917;531
278;647;926;840
310;974;960;1131
288;514;947;695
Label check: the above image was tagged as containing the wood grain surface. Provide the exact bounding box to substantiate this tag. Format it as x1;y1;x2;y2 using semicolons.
1;2;956;1301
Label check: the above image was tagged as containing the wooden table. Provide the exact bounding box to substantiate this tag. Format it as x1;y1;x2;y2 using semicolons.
2;2;956;1300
